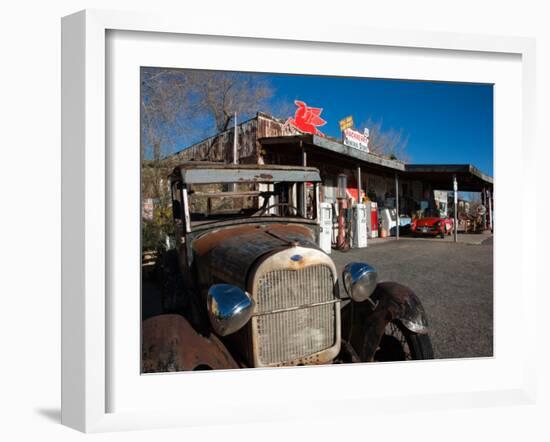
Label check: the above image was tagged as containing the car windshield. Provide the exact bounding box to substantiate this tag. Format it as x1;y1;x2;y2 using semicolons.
424;208;448;218
187;181;317;226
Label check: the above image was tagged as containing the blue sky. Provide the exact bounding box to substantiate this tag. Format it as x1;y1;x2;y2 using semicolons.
268;74;493;176
142;69;493;177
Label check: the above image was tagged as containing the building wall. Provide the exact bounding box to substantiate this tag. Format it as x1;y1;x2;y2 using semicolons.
169;112;301;165
170;117;260;164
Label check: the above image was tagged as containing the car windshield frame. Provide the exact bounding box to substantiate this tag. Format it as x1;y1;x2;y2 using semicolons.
184;181;319;230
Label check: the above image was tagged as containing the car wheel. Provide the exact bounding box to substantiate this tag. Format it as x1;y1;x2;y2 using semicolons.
374;320;434;361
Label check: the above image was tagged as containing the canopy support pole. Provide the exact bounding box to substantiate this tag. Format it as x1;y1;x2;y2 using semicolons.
453;174;458;243
395;173;400;240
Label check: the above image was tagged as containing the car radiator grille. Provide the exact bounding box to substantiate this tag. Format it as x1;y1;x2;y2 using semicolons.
254;265;336;365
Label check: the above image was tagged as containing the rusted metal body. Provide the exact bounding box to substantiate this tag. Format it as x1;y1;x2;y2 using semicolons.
142;314;240;372
192;223;317;287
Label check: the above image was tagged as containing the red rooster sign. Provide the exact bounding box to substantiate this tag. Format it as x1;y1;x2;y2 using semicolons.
286;100;326;136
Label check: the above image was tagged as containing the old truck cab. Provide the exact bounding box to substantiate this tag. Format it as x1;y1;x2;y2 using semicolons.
142;162;433;372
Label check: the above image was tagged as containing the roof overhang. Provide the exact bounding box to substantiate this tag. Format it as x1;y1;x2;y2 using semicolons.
404;164;493;191
260;136;493;192
260;134;406;172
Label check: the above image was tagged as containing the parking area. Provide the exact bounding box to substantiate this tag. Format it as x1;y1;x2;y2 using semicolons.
331;234;494;359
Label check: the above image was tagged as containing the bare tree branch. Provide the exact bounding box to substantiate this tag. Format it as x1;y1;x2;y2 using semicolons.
361;117;410;162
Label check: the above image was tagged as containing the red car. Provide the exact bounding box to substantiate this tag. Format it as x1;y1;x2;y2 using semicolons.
412;215;454;238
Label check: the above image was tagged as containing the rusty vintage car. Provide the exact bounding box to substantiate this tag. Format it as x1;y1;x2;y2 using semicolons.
142;163;433;372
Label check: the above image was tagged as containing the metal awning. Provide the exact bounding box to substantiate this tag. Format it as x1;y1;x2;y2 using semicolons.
404;164;493;191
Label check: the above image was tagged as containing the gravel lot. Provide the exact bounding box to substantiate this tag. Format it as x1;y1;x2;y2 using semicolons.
331;236;494;359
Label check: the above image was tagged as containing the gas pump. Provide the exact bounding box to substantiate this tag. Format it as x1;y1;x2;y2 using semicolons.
319;202;333;254
336;174;349;250
353;204;368;248
366;201;379;238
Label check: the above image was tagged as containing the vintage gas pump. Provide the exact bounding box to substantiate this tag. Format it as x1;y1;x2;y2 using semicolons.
353;203;368;248
319;202;333;254
336;174;349;250
366;201;379;238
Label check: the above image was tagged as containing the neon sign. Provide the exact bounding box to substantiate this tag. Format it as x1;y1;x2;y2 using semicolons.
286;100;326;136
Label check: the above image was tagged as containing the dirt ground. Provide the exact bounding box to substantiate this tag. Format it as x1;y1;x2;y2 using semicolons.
330;235;494;359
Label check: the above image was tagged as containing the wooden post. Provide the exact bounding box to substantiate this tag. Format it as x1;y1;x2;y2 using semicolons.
395;173;400;240
453;174;458;243
487;188;493;232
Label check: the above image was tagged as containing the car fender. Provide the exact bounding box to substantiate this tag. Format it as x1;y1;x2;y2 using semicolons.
371;282;430;334
142;314;240;372
343;282;430;361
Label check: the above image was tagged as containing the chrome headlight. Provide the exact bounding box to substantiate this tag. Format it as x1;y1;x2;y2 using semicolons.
342;262;378;302
207;284;255;336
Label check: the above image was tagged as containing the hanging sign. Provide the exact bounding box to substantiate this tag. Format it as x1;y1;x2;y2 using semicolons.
339;116;354;132
343;128;370;153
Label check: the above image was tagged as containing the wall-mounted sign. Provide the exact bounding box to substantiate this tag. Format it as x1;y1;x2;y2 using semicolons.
433;190;448;203
343;128;370;153
285;100;326;136
339;115;354;132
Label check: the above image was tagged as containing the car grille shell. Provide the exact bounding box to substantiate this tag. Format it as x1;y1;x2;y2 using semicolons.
248;247;341;367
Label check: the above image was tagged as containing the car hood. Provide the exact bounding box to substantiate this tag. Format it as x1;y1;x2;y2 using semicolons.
192;223;319;289
415;217;442;227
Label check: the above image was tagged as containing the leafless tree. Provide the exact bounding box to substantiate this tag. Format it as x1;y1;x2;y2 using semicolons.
141;68;275;159
186;70;273;132
361;117;410;162
141;68;194;160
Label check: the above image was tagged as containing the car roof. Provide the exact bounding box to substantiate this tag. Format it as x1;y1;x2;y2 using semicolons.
171;162;322;184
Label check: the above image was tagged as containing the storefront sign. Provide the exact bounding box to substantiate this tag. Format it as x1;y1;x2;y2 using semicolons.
343;128;370;153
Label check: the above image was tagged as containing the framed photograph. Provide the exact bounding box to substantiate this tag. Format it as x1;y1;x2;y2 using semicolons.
61;9;537;433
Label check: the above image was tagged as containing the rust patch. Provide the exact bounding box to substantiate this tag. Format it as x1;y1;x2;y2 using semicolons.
192;223;314;257
257;173;273;180
142;314;239;372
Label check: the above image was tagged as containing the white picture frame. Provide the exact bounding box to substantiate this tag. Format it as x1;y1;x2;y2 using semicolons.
61;9;537;433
